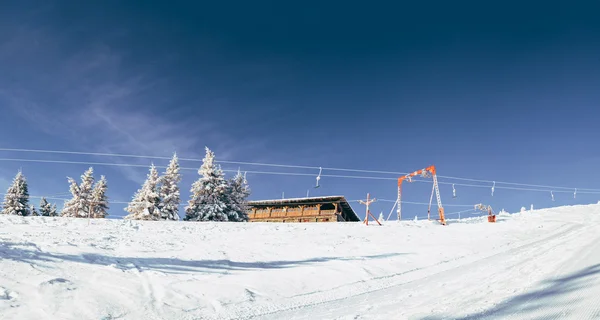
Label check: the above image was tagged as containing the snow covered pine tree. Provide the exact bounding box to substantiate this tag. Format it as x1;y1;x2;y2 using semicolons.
91;175;109;218
30;205;38;216
226;170;251;222
39;197;50;216
39;197;58;217
124;164;161;220
159;153;181;221
1;171;30;216
62;167;96;218
50;203;58;216
184;147;229;221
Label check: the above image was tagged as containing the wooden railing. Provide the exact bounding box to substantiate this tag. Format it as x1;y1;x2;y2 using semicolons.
247;204;339;221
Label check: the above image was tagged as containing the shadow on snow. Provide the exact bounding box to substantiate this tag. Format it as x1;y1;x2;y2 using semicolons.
0;241;409;274
422;263;600;320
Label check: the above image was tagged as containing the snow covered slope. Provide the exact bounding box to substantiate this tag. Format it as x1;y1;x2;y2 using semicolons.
1;204;600;319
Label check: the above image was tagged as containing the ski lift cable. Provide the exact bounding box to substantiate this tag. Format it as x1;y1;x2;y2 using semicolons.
0;157;598;195
375;199;474;207
0;147;598;192
0;192;489;209
445;208;477;216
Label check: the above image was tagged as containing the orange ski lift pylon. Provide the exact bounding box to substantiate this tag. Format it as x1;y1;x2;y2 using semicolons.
397;165;446;225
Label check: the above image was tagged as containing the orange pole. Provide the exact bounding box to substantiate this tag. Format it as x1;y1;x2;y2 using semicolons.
397;165;445;225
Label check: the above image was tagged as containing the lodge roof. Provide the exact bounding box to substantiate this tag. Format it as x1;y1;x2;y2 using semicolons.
247;196;360;221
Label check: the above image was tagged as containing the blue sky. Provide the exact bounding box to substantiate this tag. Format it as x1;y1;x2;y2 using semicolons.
1;1;599;219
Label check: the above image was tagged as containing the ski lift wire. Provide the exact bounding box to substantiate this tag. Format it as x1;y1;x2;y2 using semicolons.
0;157;599;195
1;147;599;192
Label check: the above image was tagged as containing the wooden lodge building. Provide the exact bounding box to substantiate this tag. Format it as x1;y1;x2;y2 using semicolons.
246;196;361;223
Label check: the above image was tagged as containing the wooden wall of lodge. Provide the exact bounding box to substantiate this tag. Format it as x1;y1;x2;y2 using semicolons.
247;203;343;222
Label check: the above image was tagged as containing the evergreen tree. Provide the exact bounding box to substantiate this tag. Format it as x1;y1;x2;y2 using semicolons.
61;177;82;217
39;197;58;217
50;203;58;217
62;167;96;218
378;212;385;222
226;170;251;222
30;204;38;216
184;147;229;221
1;171;30;216
124;164;161;220
159;153;181;221
91;175;109;218
39;197;50;216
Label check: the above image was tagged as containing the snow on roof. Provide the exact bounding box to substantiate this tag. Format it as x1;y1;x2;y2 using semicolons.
248;195;348;204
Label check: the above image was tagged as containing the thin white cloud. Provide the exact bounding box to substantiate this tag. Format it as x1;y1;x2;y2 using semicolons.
0;25;268;184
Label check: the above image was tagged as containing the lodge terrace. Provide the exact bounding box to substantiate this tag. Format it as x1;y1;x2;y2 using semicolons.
246;196;361;223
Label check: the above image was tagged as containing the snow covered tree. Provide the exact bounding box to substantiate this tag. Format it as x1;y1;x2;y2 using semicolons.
159;153;181;220
91;175;109;218
184;147;229;221
62;177;82;217
39;197;50;216
1;171;30;216
39;197;58;217
50;203;58;216
62;167;97;218
124;164;161;220
378;212;385;222
226;170;251;222
30;204;38;216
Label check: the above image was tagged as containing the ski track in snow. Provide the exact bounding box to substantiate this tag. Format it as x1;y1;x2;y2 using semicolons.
1;205;600;319
240;220;594;320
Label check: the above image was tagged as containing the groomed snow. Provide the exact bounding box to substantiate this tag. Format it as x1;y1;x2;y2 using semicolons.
1;204;600;319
